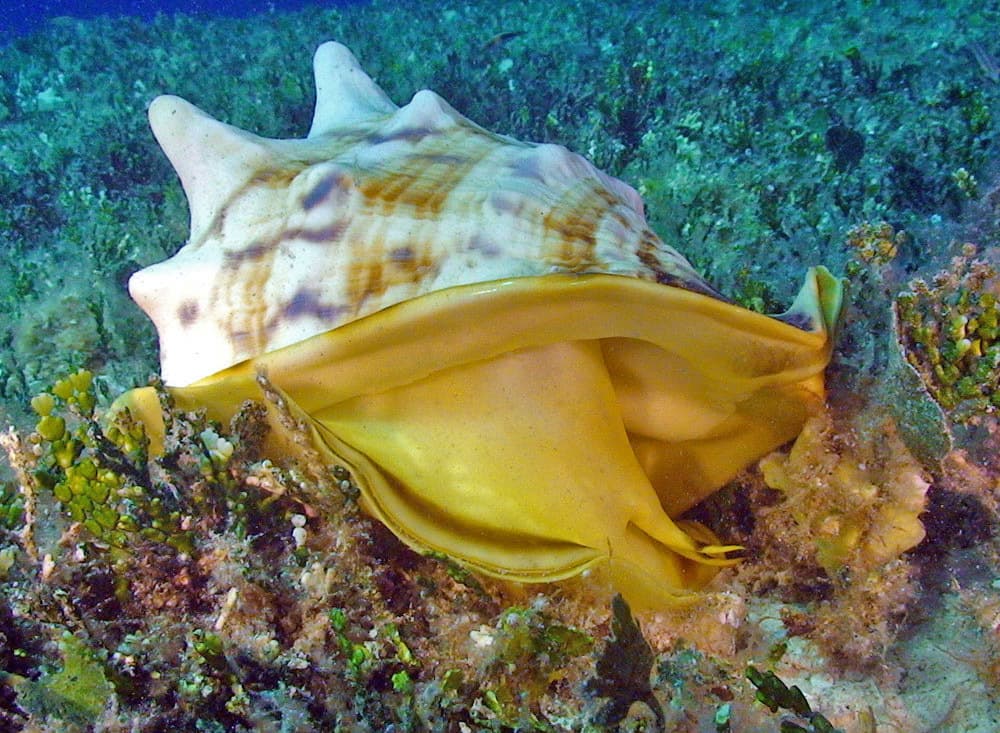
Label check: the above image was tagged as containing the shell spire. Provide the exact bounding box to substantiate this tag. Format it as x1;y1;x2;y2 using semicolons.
147;95;272;245
309;41;397;136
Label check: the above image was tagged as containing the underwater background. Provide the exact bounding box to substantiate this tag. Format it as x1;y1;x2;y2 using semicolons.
1;0;999;730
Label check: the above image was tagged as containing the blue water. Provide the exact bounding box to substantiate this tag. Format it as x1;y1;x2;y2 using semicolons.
0;0;365;43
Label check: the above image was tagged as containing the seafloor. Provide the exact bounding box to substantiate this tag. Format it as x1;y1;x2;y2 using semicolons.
1;0;999;731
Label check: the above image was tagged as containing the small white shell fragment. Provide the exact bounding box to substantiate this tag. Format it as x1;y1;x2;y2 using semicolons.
469;625;495;648
213;586;239;631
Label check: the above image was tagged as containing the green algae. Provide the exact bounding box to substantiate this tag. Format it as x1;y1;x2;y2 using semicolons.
13;632;114;727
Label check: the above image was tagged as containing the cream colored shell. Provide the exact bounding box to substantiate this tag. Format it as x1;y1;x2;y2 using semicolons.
131;42;714;386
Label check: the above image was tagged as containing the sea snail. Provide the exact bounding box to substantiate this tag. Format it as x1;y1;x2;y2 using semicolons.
116;42;843;608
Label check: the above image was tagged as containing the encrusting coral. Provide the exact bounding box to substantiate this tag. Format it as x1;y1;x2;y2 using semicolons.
747;409;928;669
759;413;927;576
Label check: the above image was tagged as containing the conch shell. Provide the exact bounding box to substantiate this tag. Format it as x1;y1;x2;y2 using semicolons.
118;42;843;608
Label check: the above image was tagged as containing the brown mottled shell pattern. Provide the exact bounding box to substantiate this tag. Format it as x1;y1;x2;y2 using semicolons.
131;42;715;386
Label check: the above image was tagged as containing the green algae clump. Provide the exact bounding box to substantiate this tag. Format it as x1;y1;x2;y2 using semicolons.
27;369;192;554
13;632;113;727
896;243;1000;421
